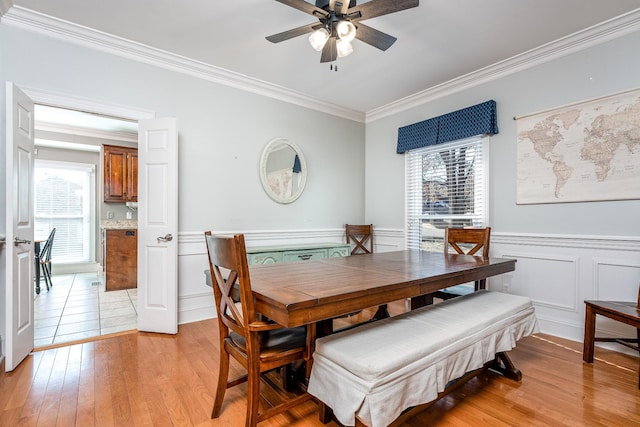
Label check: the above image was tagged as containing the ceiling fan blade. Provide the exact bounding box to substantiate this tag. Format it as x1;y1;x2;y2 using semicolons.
266;23;321;43
354;22;397;51
320;37;337;62
349;0;419;22
335;0;350;15
276;0;329;18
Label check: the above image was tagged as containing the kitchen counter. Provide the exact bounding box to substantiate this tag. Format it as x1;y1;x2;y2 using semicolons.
101;219;138;229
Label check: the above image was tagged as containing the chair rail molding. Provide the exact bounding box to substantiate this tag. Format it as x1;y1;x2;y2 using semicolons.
491;232;640;252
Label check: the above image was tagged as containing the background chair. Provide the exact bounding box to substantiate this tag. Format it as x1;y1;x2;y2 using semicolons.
335;225;388;328
346;224;374;255
583;284;640;388
204;232;312;427
413;227;491;309
39;228;56;292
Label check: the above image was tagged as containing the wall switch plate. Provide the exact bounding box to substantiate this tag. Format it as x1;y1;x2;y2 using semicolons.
126;211;132;220
107;211;114;219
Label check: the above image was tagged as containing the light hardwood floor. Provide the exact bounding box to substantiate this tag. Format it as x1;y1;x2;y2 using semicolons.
1;305;638;426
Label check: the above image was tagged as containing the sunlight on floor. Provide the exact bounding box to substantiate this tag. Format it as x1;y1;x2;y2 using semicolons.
34;272;137;347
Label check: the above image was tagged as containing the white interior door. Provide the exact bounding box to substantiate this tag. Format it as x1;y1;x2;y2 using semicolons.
5;82;35;371
137;118;178;334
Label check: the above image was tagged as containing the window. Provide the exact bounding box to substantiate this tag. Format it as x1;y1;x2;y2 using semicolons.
34;160;95;264
406;136;488;251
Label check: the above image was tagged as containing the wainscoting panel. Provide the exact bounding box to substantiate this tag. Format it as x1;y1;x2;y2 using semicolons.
498;252;579;311
592;258;640;300
492;233;640;350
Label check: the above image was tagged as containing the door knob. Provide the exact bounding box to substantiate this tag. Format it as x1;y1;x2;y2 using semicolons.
157;234;173;243
14;237;32;246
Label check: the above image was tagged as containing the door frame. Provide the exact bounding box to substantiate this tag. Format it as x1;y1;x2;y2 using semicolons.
19;86;156;331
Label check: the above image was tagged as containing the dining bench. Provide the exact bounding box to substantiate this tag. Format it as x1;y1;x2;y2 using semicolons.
307;290;539;427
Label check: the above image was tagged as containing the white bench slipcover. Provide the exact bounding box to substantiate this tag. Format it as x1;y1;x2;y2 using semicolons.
307;290;539;427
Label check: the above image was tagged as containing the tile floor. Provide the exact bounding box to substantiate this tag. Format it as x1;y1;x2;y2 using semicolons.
34;272;137;347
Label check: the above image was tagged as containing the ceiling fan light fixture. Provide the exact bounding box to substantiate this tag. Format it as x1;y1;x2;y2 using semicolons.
336;39;353;58
309;28;330;51
336;20;356;42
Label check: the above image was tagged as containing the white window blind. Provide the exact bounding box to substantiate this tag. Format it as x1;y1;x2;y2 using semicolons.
34;160;95;264
406;136;488;251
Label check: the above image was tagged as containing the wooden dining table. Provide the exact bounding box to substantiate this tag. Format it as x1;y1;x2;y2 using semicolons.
249;249;516;329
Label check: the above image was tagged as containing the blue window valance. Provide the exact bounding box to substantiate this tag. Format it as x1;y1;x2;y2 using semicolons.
396;100;498;153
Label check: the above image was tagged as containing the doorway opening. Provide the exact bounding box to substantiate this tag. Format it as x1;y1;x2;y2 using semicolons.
32;104;139;348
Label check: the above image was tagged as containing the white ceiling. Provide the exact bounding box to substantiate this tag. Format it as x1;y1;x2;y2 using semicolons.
9;0;640;116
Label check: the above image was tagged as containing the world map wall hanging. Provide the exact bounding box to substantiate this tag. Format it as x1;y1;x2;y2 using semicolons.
516;88;640;204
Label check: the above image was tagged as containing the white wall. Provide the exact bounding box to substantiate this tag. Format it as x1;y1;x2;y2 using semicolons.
365;30;640;346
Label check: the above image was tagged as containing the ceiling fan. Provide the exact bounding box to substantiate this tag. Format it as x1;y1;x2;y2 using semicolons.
266;0;420;63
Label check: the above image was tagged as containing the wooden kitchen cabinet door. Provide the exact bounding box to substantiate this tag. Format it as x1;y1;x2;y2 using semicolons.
104;144;137;202
127;149;138;202
105;229;137;291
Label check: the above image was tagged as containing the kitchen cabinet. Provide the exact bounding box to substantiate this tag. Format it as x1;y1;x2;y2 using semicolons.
104;228;137;291
104;144;138;202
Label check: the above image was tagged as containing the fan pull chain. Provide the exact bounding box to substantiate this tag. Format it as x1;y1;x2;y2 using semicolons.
330;63;338;72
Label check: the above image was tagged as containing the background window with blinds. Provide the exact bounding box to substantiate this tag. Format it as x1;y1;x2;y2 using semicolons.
406;136;488;251
34;160;95;264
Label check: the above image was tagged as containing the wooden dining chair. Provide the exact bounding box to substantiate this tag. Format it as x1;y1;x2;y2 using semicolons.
346;224;374;255
39;228;56;292
430;227;491;302
204;232;312;427
583;283;640;388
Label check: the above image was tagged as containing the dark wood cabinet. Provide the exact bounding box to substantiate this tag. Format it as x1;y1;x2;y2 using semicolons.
104;145;138;202
104;229;137;291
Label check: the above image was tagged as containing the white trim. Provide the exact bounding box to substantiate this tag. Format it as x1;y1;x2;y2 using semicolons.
2;6;365;123
492;232;640;251
35;138;102;153
3;5;639;123
592;257;640;299
181;230;640;252
36;121;138;143
21;86;155;121
500;251;581;312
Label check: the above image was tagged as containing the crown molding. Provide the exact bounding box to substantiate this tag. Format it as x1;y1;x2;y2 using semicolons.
1;6;366;123
366;8;640;122
3;6;639;125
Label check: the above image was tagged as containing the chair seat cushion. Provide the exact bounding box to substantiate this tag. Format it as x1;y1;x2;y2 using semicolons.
230;325;307;355
308;290;539;427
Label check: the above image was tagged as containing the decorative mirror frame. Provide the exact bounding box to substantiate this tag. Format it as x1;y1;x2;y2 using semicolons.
259;137;308;204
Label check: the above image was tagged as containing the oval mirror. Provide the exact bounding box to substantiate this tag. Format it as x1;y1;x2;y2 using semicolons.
259;138;307;204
